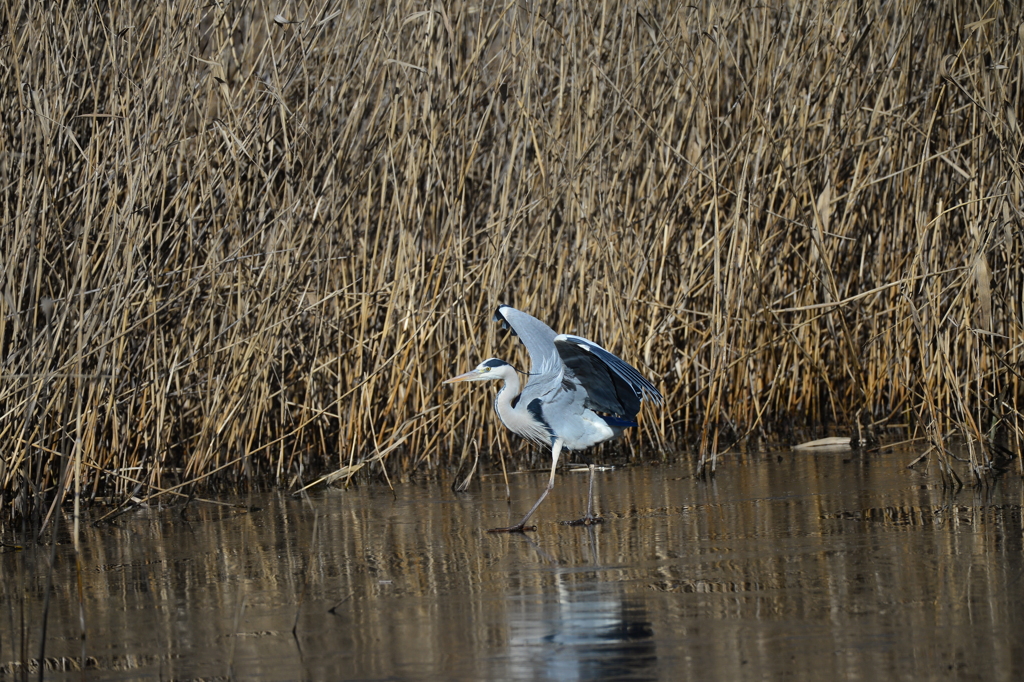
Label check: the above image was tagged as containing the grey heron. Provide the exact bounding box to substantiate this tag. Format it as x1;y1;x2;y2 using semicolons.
444;305;663;532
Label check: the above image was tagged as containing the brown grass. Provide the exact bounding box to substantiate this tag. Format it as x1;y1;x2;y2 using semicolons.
1;0;1022;526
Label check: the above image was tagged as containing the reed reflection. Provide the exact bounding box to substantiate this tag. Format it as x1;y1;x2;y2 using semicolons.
3;450;1024;680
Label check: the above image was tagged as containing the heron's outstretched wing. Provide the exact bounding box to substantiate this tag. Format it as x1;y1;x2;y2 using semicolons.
554;334;663;419
494;305;561;376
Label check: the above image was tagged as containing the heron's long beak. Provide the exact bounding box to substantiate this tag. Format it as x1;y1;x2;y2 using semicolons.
443;368;483;384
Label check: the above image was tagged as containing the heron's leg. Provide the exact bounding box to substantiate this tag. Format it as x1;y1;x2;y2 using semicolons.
565;463;603;526
585;463;597;518
488;438;563;533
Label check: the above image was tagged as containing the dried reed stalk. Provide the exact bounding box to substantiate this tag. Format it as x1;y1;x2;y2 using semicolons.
1;0;1021;525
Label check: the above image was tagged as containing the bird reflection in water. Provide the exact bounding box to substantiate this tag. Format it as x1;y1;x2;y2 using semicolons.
505;577;656;679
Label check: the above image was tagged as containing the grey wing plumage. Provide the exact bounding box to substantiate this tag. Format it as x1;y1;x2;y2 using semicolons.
493;305;561;376
554;334;663;419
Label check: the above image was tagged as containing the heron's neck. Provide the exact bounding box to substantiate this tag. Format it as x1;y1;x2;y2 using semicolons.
493;369;522;425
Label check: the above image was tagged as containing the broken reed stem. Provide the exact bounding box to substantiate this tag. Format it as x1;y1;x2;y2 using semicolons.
1;0;1022;525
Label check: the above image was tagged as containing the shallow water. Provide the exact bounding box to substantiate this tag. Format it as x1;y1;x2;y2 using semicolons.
3;448;1024;681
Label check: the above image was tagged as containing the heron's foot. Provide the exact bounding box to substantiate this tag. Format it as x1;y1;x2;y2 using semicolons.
487;523;537;533
563;514;603;527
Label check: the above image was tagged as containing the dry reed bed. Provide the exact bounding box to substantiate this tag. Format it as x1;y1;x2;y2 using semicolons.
0;0;1021;525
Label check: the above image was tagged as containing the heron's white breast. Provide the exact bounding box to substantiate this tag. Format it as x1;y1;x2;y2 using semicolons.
549;409;618;450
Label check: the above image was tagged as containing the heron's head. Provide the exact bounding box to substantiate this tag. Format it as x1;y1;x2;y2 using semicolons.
443;358;515;384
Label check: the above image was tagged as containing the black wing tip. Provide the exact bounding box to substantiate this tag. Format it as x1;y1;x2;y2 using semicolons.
493;305;517;334
556;334;663;405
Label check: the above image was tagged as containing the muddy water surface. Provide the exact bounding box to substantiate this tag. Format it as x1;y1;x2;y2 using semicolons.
3;447;1024;680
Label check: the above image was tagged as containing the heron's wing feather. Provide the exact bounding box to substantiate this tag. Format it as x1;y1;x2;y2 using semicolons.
494;305;561;376
554;334;663;419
